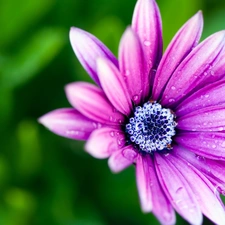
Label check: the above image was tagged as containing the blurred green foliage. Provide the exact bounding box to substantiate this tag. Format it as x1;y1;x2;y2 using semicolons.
0;0;224;224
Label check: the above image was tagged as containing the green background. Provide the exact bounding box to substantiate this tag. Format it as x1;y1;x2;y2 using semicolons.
0;0;225;224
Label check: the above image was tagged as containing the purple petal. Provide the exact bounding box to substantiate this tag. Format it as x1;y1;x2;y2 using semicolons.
108;145;137;173
69;27;118;86
173;146;225;190
168;152;225;225
119;27;148;104
136;154;175;224
175;132;225;160
149;160;176;225
177;104;225;132
161;31;225;107
212;49;225;78
152;11;203;100
175;79;225;117
154;153;202;225
85;127;125;159
38;108;97;140
132;0;163;72
65;82;124;125
136;154;153;212
97;58;133;116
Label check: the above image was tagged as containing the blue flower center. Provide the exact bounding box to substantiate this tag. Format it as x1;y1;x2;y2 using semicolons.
125;101;176;153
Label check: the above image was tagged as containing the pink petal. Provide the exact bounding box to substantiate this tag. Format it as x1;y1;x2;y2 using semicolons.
85;127;125;159
168;152;225;225
175;79;225;117
152;11;203;100
65;82;124;125
177;104;225;132
150;161;176;225
136;154;175;224
161;31;225;108
108;145;137;173
154;153;202;225
175;132;225;160
38;108;97;140
119;27;148;104
132;0;163;72
97;58;132;116
136;154;153;212
69;27;118;86
173;146;225;190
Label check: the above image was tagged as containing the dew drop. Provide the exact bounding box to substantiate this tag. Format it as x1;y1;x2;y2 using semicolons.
110;131;115;137
109;116;113;121
168;98;175;103
125;70;130;76
144;40;151;46
218;127;224;131
210;70;215;76
133;95;139;101
212;144;216;149
171;86;176;90
204;72;208;76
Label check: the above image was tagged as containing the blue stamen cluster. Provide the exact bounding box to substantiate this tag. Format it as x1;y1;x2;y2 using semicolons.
125;101;176;153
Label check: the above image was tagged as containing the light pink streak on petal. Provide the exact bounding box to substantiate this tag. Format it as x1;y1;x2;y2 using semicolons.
38;108;97;140
108;145;137;173
69;27;118;86
169;152;225;225
175;79;225;117
132;0;163;72
136;154;153;212
65;82;124;125
152;11;203;100
119;27;148;104
175;132;225;160
173;146;225;190
85;127;125;159
149;157;176;225
154;153;202;225
161;31;225;108
97;58;133;116
177;104;225;132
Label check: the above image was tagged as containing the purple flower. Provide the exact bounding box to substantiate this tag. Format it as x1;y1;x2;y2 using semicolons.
39;0;225;224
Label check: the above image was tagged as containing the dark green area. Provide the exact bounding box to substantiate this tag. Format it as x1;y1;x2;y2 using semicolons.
0;0;224;224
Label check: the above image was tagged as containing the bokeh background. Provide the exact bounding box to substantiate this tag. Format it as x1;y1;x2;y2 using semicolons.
1;0;225;224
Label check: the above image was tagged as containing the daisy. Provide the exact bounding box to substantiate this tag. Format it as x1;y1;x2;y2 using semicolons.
39;0;225;224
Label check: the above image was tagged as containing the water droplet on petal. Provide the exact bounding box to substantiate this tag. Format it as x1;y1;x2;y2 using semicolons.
110;131;115;137
125;70;130;76
144;40;151;46
133;95;139;101
168;98;175;103
171;86;176;90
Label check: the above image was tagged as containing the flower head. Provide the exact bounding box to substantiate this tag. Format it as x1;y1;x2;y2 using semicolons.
39;0;225;224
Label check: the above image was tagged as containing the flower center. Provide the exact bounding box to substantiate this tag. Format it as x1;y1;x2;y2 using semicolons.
125;101;176;153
